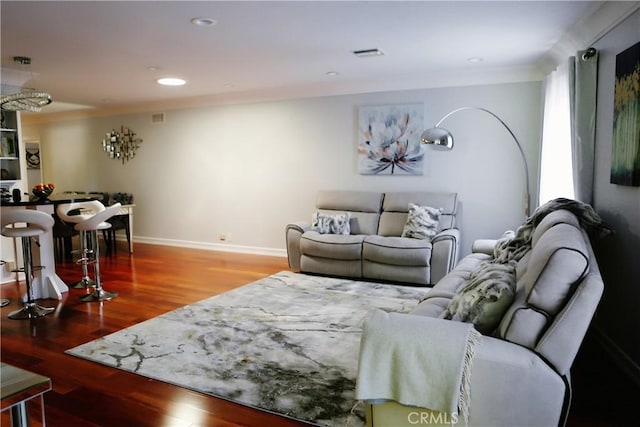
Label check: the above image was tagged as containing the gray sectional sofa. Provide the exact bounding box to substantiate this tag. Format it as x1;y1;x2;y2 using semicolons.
358;206;607;426
286;190;460;286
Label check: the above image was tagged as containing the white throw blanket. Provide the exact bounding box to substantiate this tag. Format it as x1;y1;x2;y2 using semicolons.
355;310;481;424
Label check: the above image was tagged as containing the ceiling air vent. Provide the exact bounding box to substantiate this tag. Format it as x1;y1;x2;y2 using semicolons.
151;112;165;124
353;48;384;58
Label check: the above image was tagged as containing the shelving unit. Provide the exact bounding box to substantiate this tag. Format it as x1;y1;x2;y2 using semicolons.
1;111;22;185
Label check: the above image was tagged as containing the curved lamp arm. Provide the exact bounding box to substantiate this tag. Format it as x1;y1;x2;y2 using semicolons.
421;106;531;217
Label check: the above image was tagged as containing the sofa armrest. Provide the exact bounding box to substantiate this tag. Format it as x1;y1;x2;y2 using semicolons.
471;239;498;255
360;318;566;427
285;222;311;271
430;228;460;284
465;335;566;426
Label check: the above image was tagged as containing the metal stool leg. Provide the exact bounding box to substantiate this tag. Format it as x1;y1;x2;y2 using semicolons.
8;236;54;320
80;230;117;302
0;261;8;307
73;230;95;289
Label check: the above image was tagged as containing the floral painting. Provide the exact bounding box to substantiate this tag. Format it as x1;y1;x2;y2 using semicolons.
611;41;640;186
358;103;424;175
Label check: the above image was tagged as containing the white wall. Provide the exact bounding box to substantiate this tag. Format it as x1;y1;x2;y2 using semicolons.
23;81;542;259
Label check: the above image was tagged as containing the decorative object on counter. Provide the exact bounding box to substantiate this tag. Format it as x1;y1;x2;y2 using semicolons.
12;188;21;202
101;126;142;164
110;192;134;205
0;57;53;112
0;188;11;202
31;183;54;200
421;106;531;216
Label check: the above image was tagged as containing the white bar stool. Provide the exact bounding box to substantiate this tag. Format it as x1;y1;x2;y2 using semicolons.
56;201;104;289
1;210;55;319
74;203;122;302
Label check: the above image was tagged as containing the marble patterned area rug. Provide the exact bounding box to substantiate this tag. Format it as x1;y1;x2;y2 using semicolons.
66;271;430;426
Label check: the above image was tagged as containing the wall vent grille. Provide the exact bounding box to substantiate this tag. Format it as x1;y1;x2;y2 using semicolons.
151;112;165;124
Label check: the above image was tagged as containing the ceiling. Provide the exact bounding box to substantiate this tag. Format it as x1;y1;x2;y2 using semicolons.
0;1;632;119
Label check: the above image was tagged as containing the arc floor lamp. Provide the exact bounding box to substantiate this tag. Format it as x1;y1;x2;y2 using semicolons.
420;106;531;217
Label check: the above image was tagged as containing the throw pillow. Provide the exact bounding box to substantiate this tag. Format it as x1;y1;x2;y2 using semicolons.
441;261;516;334
311;211;351;235
401;203;441;240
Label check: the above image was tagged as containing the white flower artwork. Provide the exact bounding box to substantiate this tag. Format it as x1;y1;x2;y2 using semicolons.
358;103;424;175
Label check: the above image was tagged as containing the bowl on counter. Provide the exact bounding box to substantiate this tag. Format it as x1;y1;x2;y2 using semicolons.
32;183;55;200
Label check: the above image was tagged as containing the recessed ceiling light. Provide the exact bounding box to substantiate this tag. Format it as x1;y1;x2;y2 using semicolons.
157;77;186;86
326;71;339;77
467;57;484;64
147;66;160;72
191;17;217;27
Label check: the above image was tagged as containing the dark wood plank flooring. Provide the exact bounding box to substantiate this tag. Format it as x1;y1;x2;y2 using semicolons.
1;241;638;426
1;242;305;427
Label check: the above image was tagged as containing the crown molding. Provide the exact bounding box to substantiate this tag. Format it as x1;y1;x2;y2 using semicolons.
539;1;640;74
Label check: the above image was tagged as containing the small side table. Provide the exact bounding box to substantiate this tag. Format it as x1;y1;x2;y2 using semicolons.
1;363;51;427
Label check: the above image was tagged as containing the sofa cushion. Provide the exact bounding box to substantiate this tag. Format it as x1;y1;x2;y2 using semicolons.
530;209;580;248
311;211;351;235
411;254;489;311
378;192;457;236
401;203;441;240
522;224;589;315
440;261;516;334
411;295;454;317
363;236;432;266
300;231;364;260
316;190;383;235
501;307;549;348
316;190;383;212
498;222;589;347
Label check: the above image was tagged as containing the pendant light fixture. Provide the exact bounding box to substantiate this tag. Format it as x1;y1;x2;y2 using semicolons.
0;56;52;112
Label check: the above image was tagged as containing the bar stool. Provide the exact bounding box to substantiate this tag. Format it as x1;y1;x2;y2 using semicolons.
74;202;122;302
56;201;105;289
1;210;55;319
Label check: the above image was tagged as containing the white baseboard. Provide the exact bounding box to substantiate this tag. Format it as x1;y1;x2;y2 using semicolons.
1;271;24;285
592;324;640;388
133;236;287;258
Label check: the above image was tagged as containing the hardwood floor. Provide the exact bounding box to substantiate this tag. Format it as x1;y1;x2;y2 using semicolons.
1;242;305;427
2;241;638;426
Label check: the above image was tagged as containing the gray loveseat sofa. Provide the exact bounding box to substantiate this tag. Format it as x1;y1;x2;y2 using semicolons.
286;190;460;286
357;206;607;426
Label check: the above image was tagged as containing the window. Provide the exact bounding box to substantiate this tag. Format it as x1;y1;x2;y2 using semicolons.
539;61;575;205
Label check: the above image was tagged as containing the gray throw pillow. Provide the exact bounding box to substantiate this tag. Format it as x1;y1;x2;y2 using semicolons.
401;203;441;240
312;211;351;235
441;261;516;334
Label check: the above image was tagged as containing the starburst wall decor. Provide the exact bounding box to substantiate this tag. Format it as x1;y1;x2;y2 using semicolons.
101;126;143;164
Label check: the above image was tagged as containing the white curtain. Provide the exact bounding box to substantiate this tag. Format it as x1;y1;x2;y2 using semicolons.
539;50;598;206
539;60;574;205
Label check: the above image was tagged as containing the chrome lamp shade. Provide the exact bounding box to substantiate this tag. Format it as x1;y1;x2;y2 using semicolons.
420;127;454;150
